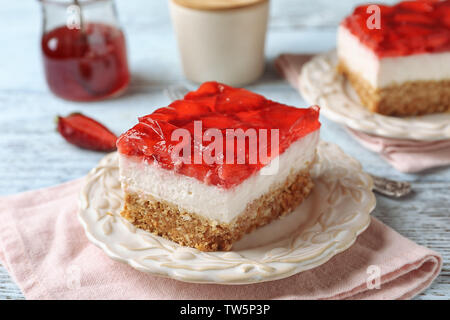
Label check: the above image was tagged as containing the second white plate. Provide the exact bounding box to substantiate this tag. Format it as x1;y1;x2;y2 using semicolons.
299;51;450;141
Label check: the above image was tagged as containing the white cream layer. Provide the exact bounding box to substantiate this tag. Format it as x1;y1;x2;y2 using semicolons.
119;130;319;224
337;25;450;89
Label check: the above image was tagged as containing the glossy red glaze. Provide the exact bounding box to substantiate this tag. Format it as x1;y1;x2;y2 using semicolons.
42;23;130;101
342;0;450;57
117;82;321;189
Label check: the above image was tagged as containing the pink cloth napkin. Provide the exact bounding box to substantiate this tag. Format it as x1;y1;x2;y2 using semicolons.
0;179;442;300
346;128;450;173
275;53;450;173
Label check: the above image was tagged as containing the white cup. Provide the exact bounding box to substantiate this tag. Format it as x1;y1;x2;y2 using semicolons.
169;0;269;86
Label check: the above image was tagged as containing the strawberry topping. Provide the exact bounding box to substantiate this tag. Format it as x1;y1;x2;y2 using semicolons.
117;82;321;189
342;0;450;57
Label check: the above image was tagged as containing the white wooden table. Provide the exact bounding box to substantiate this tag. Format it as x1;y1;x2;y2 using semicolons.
0;0;448;300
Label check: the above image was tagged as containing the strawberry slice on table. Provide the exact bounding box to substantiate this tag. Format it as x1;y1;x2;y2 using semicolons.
56;112;118;152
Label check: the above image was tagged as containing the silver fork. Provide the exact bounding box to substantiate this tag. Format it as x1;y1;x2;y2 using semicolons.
164;85;412;198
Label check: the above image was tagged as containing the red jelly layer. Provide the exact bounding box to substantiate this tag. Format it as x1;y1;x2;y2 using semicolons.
42;23;130;101
117;82;321;189
342;0;450;58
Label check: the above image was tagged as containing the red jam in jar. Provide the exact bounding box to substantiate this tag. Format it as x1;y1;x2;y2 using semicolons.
42;23;130;101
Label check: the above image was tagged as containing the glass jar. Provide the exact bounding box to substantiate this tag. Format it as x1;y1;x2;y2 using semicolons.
170;0;269;86
39;0;130;101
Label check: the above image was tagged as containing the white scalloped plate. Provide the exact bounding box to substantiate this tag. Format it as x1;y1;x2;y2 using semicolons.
78;141;375;284
299;51;450;141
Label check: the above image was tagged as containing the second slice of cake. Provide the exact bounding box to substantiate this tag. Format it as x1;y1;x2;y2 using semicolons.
337;0;450;116
117;82;321;251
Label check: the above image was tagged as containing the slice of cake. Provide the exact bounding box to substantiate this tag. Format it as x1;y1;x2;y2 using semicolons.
337;0;450;116
117;82;321;251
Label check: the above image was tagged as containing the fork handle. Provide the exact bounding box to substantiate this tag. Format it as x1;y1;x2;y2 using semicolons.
371;174;411;198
